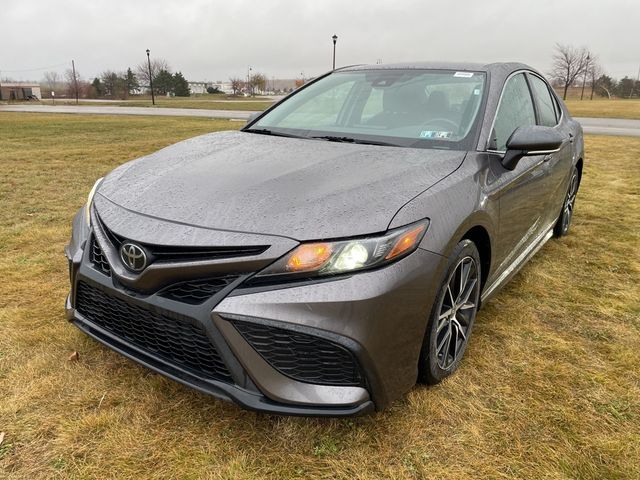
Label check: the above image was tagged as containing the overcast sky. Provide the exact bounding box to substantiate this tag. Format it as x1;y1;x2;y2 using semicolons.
1;0;638;83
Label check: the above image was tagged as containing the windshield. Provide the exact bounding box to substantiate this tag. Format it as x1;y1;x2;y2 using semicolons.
246;69;486;149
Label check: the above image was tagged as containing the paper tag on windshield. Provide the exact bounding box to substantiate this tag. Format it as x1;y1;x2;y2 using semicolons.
454;72;474;78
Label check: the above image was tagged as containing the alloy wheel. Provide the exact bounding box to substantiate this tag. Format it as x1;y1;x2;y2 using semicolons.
435;256;479;370
562;172;579;232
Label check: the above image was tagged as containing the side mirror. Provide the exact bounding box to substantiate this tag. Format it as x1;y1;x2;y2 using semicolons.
502;125;564;170
246;112;261;125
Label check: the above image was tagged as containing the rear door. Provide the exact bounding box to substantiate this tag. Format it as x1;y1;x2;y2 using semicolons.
489;72;550;274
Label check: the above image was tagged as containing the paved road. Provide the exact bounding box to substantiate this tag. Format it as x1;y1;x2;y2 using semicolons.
1;104;639;136
574;117;640;137
0;104;255;120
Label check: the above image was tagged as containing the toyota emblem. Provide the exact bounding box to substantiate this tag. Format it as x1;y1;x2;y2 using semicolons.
119;243;148;272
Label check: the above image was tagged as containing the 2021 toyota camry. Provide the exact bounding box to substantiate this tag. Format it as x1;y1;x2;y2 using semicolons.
65;62;583;416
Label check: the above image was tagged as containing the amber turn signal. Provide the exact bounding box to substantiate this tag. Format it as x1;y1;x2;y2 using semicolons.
286;243;334;272
385;224;426;260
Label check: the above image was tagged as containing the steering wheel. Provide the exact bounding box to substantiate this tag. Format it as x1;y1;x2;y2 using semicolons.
421;118;459;131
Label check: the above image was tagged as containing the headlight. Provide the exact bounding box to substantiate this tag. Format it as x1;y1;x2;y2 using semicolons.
84;177;104;227
256;220;429;280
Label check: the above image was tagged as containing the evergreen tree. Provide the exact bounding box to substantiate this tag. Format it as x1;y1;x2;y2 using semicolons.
125;68;139;95
173;72;190;97
154;69;174;95
91;77;103;97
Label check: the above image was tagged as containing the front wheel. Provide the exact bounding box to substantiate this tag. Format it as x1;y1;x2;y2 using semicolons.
554;166;579;237
418;240;481;385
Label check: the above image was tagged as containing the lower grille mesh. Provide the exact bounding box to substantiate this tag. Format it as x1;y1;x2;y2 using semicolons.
89;239;111;276
75;281;232;383
158;276;238;304
232;320;363;386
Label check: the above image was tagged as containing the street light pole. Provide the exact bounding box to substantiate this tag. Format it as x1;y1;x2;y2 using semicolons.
146;49;155;105
332;34;338;70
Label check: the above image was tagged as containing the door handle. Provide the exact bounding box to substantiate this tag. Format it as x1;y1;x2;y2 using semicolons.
568;133;574;144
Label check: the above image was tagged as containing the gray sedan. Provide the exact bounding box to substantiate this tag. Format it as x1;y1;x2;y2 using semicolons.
65;62;583;416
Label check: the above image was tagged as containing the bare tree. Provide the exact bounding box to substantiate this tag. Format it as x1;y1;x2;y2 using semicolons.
229;77;244;96
550;44;591;100
136;58;171;87
579;53;596;100
249;73;266;95
43;71;60;95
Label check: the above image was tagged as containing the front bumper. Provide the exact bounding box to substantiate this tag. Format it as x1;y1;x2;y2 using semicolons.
65;210;445;415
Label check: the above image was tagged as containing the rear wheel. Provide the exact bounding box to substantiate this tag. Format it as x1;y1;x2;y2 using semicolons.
554;166;579;237
418;240;481;384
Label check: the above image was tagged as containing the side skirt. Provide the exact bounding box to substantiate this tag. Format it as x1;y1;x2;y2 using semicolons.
480;222;555;303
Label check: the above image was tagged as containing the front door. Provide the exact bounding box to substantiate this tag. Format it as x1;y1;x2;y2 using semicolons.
489;73;550;273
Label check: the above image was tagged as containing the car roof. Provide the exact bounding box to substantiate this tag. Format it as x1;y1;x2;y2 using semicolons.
340;61;533;75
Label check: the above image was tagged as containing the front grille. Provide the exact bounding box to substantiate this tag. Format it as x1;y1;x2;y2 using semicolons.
95;213;269;262
89;239;111;276
159;276;239;304
75;281;232;383
232;321;363;386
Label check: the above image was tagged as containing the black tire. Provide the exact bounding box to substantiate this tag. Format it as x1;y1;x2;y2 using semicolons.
418;240;481;385
553;166;580;237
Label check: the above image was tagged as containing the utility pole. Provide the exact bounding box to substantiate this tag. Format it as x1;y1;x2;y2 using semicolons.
580;55;589;100
71;60;79;104
629;64;640;99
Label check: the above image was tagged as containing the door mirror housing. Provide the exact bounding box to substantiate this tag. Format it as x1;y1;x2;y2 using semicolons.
501;125;564;170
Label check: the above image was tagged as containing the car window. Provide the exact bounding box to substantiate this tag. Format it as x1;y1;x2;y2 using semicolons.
249;69;487;150
551;89;562;121
361;87;384;121
492;73;536;151
528;74;558;127
276;80;355;128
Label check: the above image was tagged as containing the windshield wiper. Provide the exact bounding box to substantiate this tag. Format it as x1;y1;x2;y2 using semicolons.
311;135;398;147
244;128;304;139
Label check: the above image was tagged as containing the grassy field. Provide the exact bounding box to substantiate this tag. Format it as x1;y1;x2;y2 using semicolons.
564;98;640;120
1;113;639;479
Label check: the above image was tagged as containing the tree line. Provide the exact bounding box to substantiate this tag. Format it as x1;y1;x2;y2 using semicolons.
228;73;267;96
550;44;639;100
42;58;191;99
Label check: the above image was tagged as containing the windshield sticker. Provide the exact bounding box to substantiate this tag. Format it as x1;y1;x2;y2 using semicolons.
454;72;474;78
473;88;481;95
420;130;453;139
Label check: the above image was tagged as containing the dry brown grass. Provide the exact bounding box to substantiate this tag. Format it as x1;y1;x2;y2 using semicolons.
1;112;639;479
564;98;640;120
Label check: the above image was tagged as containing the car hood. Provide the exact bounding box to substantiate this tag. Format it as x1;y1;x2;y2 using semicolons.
97;130;465;241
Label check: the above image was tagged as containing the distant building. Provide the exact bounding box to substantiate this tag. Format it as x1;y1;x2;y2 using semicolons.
188;81;234;95
188;81;208;95
0;82;41;100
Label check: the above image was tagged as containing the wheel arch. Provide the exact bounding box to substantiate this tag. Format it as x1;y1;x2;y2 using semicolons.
576;157;583;185
461;225;491;291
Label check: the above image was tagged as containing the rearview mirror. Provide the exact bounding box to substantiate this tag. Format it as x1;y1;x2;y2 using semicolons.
502;126;564;170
